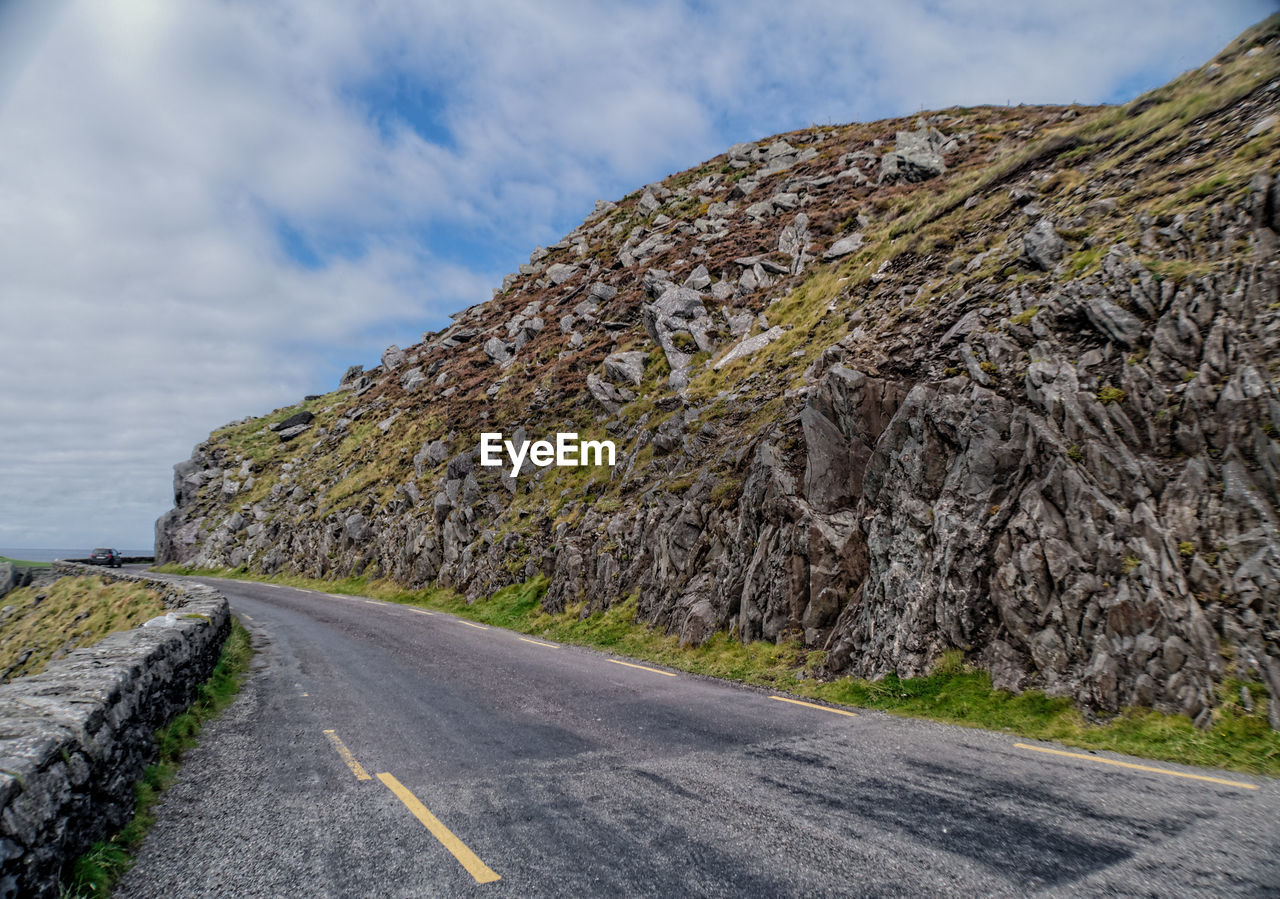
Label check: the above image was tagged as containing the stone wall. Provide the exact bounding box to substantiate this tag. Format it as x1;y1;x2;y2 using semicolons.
0;564;230;898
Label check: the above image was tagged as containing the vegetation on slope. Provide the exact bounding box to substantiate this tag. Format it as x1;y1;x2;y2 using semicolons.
0;577;165;682
158;17;1280;752
0;555;52;569
179;16;1280;587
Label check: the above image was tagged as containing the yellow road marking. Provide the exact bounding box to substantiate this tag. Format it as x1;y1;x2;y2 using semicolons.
409;608;435;616
769;696;858;718
457;620;489;630
377;773;501;884
239;613;254;622
323;730;371;781
1014;743;1259;790
362;599;382;606
519;637;558;648
608;659;676;677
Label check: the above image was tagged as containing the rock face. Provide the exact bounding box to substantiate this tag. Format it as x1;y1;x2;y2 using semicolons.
1023;218;1066;270
157;20;1280;728
0;564;229;898
879;124;950;183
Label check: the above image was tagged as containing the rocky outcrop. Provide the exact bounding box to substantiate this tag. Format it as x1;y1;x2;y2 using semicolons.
157;19;1280;728
0;565;230;898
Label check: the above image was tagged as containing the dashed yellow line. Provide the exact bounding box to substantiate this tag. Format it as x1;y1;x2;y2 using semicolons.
409;608;436;616
457;620;489;630
323;729;371;781
362;599;382;606
1014;743;1259;790
769;695;858;718
377;773;501;884
608;659;676;677
519;637;558;648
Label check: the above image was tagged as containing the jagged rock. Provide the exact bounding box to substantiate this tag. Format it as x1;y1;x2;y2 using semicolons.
414;440;449;475
643;286;714;388
878;126;948;183
400;368;427;392
603;351;647;387
586;373;634;414
344;513;371;543
588;199;616;220
155;28;1280;731
733;255;789;274
823;234;864;259
0;564;20;599
684;265;712;290
269;411;314;432
339;365;364;387
381;345;406;370
276;424;310;442
714;326;785;371
1023;218;1066;270
1081;295;1144;347
778;214;811;274
546;263;579;285
766;139;795;159
484;337;513;366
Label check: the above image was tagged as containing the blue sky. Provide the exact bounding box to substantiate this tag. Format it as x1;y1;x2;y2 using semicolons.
0;0;1272;548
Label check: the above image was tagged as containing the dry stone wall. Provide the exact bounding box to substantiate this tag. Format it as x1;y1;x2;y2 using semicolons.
0;564;230;899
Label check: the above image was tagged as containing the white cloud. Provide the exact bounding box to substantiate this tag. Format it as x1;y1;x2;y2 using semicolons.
0;0;1271;548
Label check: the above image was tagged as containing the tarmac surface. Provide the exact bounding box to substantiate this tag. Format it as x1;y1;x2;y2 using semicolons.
116;575;1280;897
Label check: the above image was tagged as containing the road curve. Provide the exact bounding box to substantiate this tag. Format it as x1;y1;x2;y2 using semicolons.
114;575;1280;897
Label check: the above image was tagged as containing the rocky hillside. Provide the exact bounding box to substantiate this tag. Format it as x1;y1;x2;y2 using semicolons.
159;18;1280;725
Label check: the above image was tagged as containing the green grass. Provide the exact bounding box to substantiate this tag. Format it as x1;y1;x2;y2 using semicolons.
1097;385;1127;405
154;565;1280;777
0;555;52;569
0;577;166;681
64;618;254;898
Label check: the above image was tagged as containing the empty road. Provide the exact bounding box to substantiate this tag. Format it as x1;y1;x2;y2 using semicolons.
116;576;1280;897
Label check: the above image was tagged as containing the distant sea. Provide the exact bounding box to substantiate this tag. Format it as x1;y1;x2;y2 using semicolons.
0;548;153;563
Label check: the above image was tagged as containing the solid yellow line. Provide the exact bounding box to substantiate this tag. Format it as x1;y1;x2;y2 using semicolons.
608;659;676;677
1014;743;1259;790
377;773;500;884
519;637;558;648
769;696;858;718
457;620;489;630
410;608;436;616
323;729;371;781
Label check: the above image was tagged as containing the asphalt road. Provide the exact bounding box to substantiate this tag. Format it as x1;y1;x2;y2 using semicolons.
114;575;1280;897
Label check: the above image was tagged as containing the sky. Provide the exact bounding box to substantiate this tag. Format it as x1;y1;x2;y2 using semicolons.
0;0;1273;551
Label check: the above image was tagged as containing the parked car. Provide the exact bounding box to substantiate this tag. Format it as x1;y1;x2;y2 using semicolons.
88;548;122;568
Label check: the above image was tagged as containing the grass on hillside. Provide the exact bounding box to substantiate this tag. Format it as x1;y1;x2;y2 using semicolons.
155;564;1279;777
64;618;254;898
0;555;52;569
0;577;166;682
